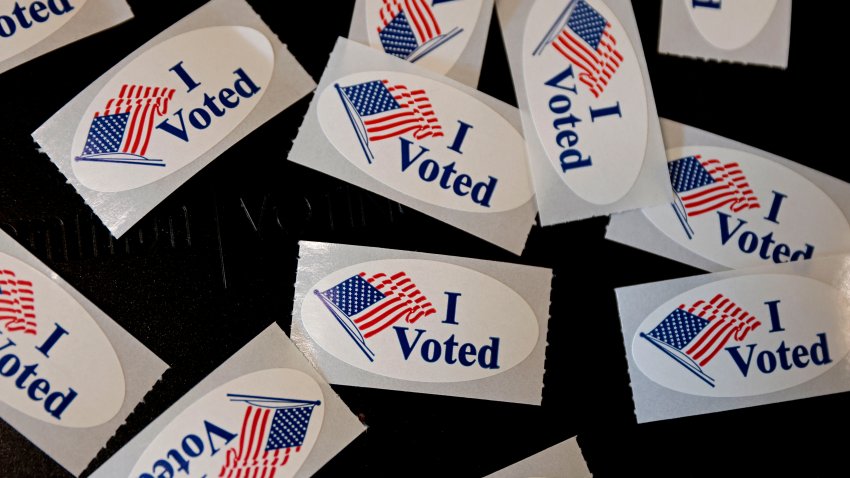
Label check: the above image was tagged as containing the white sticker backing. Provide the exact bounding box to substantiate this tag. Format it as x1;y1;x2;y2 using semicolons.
485;437;592;478
289;38;537;255
90;324;365;478
0;229;166;476
496;0;671;225
33;0;316;238
606;119;850;271
0;0;133;75
658;0;792;69
617;256;850;422
292;241;551;405
349;0;494;86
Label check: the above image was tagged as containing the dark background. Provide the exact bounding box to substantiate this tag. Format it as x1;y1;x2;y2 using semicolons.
0;1;841;477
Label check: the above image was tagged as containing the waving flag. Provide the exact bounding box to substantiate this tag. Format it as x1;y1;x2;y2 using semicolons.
77;84;176;166
0;269;36;335
336;79;443;163
376;0;462;62
669;155;761;217
220;394;321;478
641;294;761;387
314;271;437;361
534;0;624;97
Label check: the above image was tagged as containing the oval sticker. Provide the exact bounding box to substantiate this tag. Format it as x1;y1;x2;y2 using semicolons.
300;259;539;382
522;0;648;205
316;70;533;213
130;368;324;478
632;274;850;397
363;0;484;74
70;26;274;192
687;0;778;50
0;0;86;63
643;146;850;269
0;251;125;427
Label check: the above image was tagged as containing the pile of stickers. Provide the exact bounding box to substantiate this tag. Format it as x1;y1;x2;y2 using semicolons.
1;0;821;476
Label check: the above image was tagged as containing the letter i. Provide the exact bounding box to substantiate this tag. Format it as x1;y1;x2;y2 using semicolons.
169;61;201;93
765;300;785;333
447;121;474;154
35;323;69;358
764;191;788;224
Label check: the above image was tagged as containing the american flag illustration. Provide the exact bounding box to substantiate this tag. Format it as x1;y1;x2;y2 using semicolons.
377;0;442;59
669;155;761;218
78;84;176;166
314;271;437;361
219;395;320;478
0;269;36;335
641;294;761;387
336;79;443;163
536;0;624;97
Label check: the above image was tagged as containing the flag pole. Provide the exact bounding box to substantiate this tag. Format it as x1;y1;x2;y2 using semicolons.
227;393;322;407
408;27;464;63
534;0;578;56
671;195;694;240
313;290;376;362
640;333;715;388
335;83;375;164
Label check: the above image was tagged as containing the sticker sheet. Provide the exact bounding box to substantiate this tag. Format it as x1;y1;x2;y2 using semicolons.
485;437;592;477
33;0;316;238
617;255;850;423
347;0;494;86
291;241;551;405
659;0;792;69
90;324;365;478
0;229;166;476
606;119;850;272
496;0;671;225
0;0;132;75
288;38;537;255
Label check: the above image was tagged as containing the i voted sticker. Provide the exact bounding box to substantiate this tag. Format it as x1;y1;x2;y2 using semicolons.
632;274;850;397
642;146;850;269
364;0;483;74
687;0;778;50
522;0;648;205
301;259;539;383
129;368;323;478
70;26;274;192
0;252;125;428
0;0;84;63
316;70;533;213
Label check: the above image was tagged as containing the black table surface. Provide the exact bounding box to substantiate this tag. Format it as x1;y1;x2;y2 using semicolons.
0;1;841;477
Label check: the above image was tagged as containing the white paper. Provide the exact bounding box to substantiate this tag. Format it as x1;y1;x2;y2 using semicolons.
659;0;792;69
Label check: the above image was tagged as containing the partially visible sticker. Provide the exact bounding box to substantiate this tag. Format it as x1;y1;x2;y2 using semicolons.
316;70;533;214
632;274;850;398
364;0;484;74
0;251;125;428
687;0;778;50
0;229;166;476
657;0;791;69
0;0;87;63
642;146;850;269
291;241;551;404
300;259;539;382
484;437;591;478
522;0;648;205
89;324;365;478
129;368;324;478
70;26;274;192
